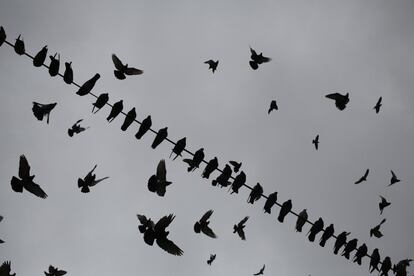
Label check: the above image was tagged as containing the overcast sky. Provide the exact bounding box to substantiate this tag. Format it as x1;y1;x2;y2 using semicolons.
0;0;413;275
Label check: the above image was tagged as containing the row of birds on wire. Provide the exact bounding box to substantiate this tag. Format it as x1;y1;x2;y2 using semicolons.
0;26;412;276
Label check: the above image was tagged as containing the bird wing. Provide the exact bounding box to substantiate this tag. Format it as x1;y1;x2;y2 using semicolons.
0;261;12;275
156;159;167;182
90;176;109;186
325;93;340;100
18;155;31;179
25;180;48;199
238;228;246;240
261;56;272;63
56;270;67;276
200;209;213;223
250;47;257;57
201;225;217;238
112;54;124;71
363;169;370;178
0;215;3;222
377;97;382;104
124;67;143;75
137;214;150;225
391;170;396;178
156;237;184;256
74;119;83;125
239;216;249;226
154;214;175;233
354;177;364;184
380;196;386;203
204;60;213;65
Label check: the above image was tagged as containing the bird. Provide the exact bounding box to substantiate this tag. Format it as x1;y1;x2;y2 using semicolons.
202;157;218;179
0;26;6;47
76;73;100;96
389;170;400;186
68;119;88;137
308;217;324;242
253;264;265;275
353;243;368;265
268;100;278;114
147;159;172;197
207;254;216;265
247;183;263;204
212;164;232;187
151;127;168;149
135;115;152;139
136;214;155;234
63;62;73;84
278;199;292;223
183;148;204;172
121;107;136;131
325;93;350;110
44;265;67;276
10;155;48;199
249;47;271;70
33;46;48;67
393;259;412;276
380;256;392;276
106;100;123;123
373;97;382;114
0;261;15;276
354;169;369;184
369;248;381;273
233;216;249;240
379;196;391;215
333;231;350;255
370;218;386;238
170;137;186;160
263;191;278;214
32;102;57;124
193;210;217;238
341;238;358;259
112;54;143;80
319;223;334;247
295;209;308;232
312;135;319;150
204;60;218;73
77;165;109;193
14;35;25;55
48;53;60;77
229;161;242;173
230;171;246;194
92;93;109;113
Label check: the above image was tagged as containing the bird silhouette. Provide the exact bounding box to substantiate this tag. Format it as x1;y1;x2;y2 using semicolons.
121;107;136;131
207;254;216;265
268;100;278;114
63;62;73;84
233;216;249;240
319;223;334;247
76;73;100;96
68;119;88;137
0;26;6;47
48;53;60;77
183;148;204;172
230;171;246;194
229;161;242;173
341;238;358;259
0;261;15;276
325;93;350;110
263;192;278;214
295;209;308;232
202;157;218;179
0;215;3;244
380;256;392;276
333;231;350;255
14;35;25;55
249;47;271;70
247;183;263;204
106;100;123;123
204;60;219;73
369;248;381;273
393;259;412;276
353;243;368;265
147;159;172;197
44;265;67;276
370;218;386;238
354;169;369;184
379;196;391;215
253;264;265;275
11;155;48;199
151;127;168;149
308;217;324;242
77;165;109;193
194;210;217;239
112;54;143;80
32;102;57;124
389;170;400;186
136;214;155;234
33;46;47;67
278;199;292;223
170;137;187;160
374;97;382;114
135;115;152;139
312;135;319;150
92;93;109;113
212;164;232;187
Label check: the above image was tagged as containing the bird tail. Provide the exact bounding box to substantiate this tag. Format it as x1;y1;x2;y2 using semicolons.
319;239;326;247
81;186;90;193
11;176;23;193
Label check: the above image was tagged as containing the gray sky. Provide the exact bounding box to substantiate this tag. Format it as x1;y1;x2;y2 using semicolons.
0;0;413;275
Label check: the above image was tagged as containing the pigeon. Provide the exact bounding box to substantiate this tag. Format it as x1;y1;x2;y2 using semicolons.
0;261;16;276
230;171;246;194
0;26;6;47
229;161;242;173
263;191;277;214
353;243;368;265
48;53;60;77
253;264;265;275
212;164;232;187
202;157;218;179
92;93;109;113
151;127;168;149
373;97;382;114
147;159;172;197
207;254;216;265
379;196;391;215
77;165;109;193
11;155;48;199
308;217;324;242
170;137;186;160
369;248;381;273
204;60;218;73
233;216;249;240
76;73;100;96
106;100;123;123
370;218;386;238
354;169;369;184
325;93;350;110
14;35;25;55
341;238;358;259
295;209;308;232
112;54;143;80
268;100;278;114
319;223;334;247
380;256;392;276
68;119;88;137
389;170;400;186
33;46;48;67
183;148;204;172
44;265;67;276
278;199;292;223
247;183;263;204
63;62;73;84
135;115;152;139
32;102;57;124
194;210;217;238
312;135;319;150
121;107;136;131
333;231;350;255
249;47;271;70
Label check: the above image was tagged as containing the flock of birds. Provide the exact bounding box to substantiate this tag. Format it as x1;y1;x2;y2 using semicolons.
0;25;413;276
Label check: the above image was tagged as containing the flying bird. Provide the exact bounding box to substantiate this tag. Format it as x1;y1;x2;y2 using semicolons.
14;35;25;55
151;127;168;149
63;62;73;84
0;261;16;276
135;115;152;139
369;248;381;273
333;231;350;255
380;256;392;276
44;265;67;276
207;254;216;265
92;93;109;113
230;171;246;194
295;209;308;232
229;161;242;173
247;183;263;204
353;243;368;265
112;54;143;80
212;164;232;187
278;199;292;223
325;93;350;110
354;169;369;184
268;100;278;114
147;159;172;197
341;238;358;259
106;100;123;123
389;170;400;186
48;53;60;77
77;165;109;193
312;135;319;150
33;46;48;67
76;73;100;96
373;97;382;114
32;102;57;124
68;119;88;137
183;148;204;172
249;47;271;70
194;210;217;239
121;107;137;131
253;264;265;275
263;191;278;214
379;196;391;215
136;214;155;234
204;60;218;73
319;223;334;247
233;216;249;240
0;26;6;47
370;218;386;238
202;157;218;179
308;217;324;242
11;155;48;199
170;137;186;160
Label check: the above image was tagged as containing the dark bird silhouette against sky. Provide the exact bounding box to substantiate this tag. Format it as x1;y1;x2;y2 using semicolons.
0;26;5;47
308;217;324;242
319;223;334;247
151;127;168;149
147;159;172;197
106;100;123;123
207;254;216;265
183;148;204;172
253;264;265;275
393;259;412;276
379;196;391;215
369;248;381;273
33;45;47;67
121;107;136;131
44;265;67;276
295;209;308;232
194;209;217;239
68;119;88;137
170;137;186;160
14;35;25;55
76;73;100;96
202;157;218;179
353;243;368;265
204;59;218;73
63;62;73;84
341;238;358;259
268;100;278;114
354;169;369;184
92;93;109;113
389;170;400;186
212;164;232;187
135;115;152;140
380;256;392;276
233;216;249;240
229;160;242;173
312;134;319;150
334;231;350;255
32;102;57;124
77;164;109;193
112;54;143;80
374;97;382;114
247;183;263;204
11;155;48;199
48;53;60;77
249;47;271;70
230;171;246;194
325;93;350;110
263;191;277;214
0;261;15;276
370;218;386;238
278;199;292;223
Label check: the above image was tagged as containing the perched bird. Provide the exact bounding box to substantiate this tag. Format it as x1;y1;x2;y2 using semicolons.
77;165;109;193
106;100;123;123
32;102;57;124
14;35;25;55
63;62;73;84
353;243;368;265
354;169;369;184
233;216;249;240
333;231;350;255
268;100;278;114
325;93;350;110
341;238;358;259
312;135;319;150
253;264;265;275
68;119;88;137
308;217;324;242
212;164;232;187
194;210;217;238
319;223;334;247
247;183;263;204
48;53;60;77
0;26;6;47
0;261;15;276
379;196;391;215
170;137;186;160
10;155;48;199
92;93;109;113
151;127;168;149
202;157;218;179
44;265;67;276
147;159;172;197
229;161;242;173
204;60;218;73
135;115;152;139
263;191;277;214
76;73;100;96
183;148;205;172
230;171;246;194
373;97;382;114
207;254;216;265
370;218;386;238
112;54;143;80
380;256;392;276
295;209;308;232
369;248;381;273
33;46;48;67
249;47;271;70
278;199;292;223
389;170;400;186
121;107;136;131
